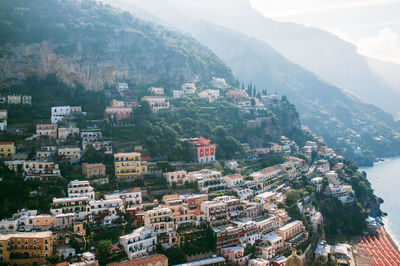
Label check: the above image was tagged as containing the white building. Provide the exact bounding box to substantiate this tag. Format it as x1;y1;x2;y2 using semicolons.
116;83;129;93
211;77;227;89
68;180;95;201
198;90;220;103
250;165;283;189
50;197;91;220
58;147;81;163
165;170;189;187
261;233;284;259
181;83;197;94
89;199;124;219
189;169;225;194
119;227;157;260
223;174;243;188
148;87;164;95
81;129;102;143
104;187;142;206
51;106;82;124
173;90;185;99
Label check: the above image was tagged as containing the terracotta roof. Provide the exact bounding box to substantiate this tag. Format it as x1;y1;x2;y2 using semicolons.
260;165;281;174
171;211;181;217
163;194;179;200
109;254;167;266
188;209;202;215
82;162;105;168
0;142;14;145
227;174;242;180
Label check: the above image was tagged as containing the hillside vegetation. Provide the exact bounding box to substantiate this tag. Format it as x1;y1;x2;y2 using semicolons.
0;0;235;90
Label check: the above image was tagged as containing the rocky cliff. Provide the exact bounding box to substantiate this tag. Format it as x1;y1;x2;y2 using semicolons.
0;0;235;90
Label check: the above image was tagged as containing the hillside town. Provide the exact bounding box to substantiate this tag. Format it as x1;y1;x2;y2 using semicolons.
0;79;391;266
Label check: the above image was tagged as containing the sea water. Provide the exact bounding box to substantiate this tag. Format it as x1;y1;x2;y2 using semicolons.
360;157;400;247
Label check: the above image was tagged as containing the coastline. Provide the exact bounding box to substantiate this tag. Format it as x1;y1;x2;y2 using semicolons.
383;218;400;253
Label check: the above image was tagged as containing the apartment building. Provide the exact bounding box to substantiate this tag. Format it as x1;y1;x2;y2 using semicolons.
105;106;132;122
22;161;60;176
184;194;208;210
32;214;56;231
189;169;225;194
22;95;32;104
148;87;164;95
144;207;177;248
276;220;304;241
7;95;22;104
214;224;241;250
0;142;15;158
173;90;185;99
186;137;216;163
81;129;102;143
0;231;53;265
35;146;57;160
201;201;229;226
250;165;283;189
51;106;82;124
104;187;142;206
223;174;243;188
82;163;106;178
58;127;79;140
119;227;157;260
68;180;95;200
82;141;112;154
50;197;90;220
198;90;220;102
141;96;170;112
114;152;148;180
165;170;189;187
260;233;284;260
181;82;197;94
36;124;58;139
221;246;249;265
89;199;124;218
212;77;227;89
58;147;81;163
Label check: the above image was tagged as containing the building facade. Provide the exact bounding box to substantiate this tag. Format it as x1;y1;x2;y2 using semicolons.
186;138;216;163
114;152;148;180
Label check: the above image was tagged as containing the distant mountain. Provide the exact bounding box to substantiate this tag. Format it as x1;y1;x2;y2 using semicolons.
102;0;400;165
117;0;400;116
0;0;235;90
366;57;400;93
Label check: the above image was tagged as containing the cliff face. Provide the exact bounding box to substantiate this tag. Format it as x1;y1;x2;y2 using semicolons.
0;0;234;90
0;40;197;91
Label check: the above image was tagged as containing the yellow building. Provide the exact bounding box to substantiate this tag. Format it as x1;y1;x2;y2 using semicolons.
114;152;147;180
144;207;177;248
0;231;54;266
0;142;15;158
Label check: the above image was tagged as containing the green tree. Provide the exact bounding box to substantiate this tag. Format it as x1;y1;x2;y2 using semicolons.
97;239;112;264
82;145;104;163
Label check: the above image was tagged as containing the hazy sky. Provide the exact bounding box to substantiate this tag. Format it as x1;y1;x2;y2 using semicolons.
250;0;400;64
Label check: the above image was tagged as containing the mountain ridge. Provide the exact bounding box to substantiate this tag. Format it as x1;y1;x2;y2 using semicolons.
0;0;236;90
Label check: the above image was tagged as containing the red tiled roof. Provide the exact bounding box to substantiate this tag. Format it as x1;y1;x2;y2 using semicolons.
188;209;202;215
0;142;14;145
171;211;181;217
163;194;179;200
82;162;105;168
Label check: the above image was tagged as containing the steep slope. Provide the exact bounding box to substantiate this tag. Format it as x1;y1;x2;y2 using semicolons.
100;0;400;165
366;57;400;92
120;0;400;116
0;0;235;90
174;23;400;165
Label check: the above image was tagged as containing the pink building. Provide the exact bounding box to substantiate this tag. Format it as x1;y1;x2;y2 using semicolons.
36;124;58;139
221;246;250;265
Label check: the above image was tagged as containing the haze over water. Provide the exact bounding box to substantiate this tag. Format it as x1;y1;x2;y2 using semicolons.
360;157;400;247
